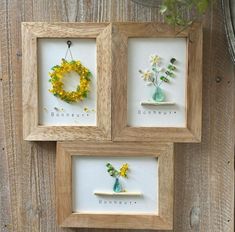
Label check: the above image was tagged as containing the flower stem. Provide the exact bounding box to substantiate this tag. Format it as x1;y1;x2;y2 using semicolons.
153;65;158;86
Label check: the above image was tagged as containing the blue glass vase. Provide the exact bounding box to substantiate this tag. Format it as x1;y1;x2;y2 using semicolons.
152;86;165;102
113;178;122;193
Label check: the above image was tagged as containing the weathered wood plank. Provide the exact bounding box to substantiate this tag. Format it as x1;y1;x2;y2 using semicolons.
206;1;234;230
0;0;23;231
0;0;233;232
174;0;234;231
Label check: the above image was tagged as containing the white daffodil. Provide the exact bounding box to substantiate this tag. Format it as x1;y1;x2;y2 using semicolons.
139;69;153;81
150;55;160;66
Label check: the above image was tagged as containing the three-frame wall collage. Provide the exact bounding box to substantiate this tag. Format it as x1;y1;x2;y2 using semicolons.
22;22;202;230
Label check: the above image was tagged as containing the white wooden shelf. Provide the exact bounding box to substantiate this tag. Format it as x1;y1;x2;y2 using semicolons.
93;191;142;196
141;101;175;106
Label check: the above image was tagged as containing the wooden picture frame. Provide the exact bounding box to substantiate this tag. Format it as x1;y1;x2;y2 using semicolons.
56;142;174;230
22;22;111;141
112;22;203;142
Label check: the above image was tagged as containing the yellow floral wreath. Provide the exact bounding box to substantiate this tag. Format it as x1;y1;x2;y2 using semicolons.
49;59;91;103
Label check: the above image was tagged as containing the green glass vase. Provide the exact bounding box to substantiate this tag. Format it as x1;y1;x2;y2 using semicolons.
152;86;165;102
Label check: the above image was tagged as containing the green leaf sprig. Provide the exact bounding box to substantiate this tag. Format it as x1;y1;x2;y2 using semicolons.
160;0;211;26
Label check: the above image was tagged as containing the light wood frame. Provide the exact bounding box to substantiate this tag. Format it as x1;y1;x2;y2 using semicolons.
112;22;203;142
56;142;174;230
22;22;111;141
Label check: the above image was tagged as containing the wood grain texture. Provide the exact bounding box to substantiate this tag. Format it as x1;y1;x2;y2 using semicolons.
0;0;234;232
56;142;173;230
22;22;112;141
111;22;202;143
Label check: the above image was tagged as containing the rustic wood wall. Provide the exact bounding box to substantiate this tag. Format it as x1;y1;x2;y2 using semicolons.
0;0;234;232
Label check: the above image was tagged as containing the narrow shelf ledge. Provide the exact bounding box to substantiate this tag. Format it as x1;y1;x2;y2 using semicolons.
94;191;142;196
141;101;175;106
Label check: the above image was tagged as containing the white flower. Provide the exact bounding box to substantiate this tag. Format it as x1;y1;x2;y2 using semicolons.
139;69;153;81
150;55;160;66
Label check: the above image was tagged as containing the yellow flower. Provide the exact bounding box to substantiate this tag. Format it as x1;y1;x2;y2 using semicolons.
120;163;129;178
150;54;160;65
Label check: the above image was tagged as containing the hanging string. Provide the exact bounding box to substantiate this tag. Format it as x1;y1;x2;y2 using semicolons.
64;40;74;60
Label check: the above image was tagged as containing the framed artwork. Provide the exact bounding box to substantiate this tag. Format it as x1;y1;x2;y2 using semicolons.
56;142;174;230
112;22;203;142
22;22;111;141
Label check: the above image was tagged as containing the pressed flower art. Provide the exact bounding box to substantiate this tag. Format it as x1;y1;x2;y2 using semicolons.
139;55;177;102
106;163;129;193
49;59;91;103
48;41;92;103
